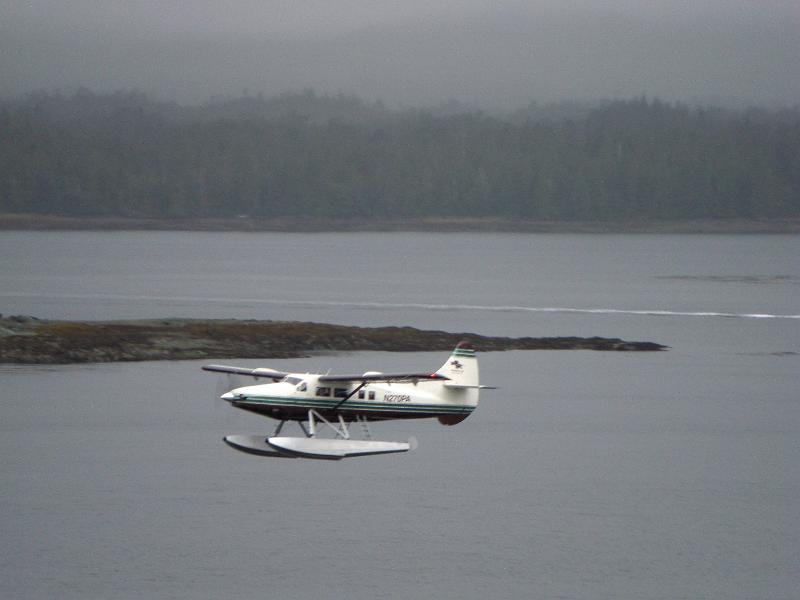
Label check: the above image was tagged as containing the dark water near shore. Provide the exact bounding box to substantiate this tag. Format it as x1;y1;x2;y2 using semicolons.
1;232;799;599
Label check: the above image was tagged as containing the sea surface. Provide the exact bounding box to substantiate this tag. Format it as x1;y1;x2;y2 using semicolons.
1;231;798;599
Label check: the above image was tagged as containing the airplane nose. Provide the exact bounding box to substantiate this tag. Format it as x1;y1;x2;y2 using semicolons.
221;391;238;402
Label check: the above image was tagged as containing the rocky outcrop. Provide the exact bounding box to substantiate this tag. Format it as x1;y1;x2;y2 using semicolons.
0;317;667;364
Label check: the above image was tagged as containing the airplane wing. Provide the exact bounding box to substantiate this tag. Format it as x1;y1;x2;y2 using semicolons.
318;372;449;383
202;367;450;383
201;365;288;380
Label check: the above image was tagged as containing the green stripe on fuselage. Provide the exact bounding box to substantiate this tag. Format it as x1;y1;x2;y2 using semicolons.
234;394;474;414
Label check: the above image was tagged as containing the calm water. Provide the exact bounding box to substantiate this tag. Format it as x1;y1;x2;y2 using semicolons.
1;232;799;599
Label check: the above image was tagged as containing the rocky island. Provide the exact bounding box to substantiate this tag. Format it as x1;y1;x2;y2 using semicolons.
0;316;667;364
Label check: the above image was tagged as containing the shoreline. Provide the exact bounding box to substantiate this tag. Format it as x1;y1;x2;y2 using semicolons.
2;214;799;234
0;317;667;365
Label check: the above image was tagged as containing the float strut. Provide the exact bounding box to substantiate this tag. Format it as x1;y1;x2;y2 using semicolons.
307;409;316;437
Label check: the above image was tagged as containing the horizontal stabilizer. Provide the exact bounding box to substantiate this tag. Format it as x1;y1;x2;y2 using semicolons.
443;383;497;389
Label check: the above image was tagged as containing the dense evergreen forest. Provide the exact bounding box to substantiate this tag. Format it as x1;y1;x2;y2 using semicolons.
1;90;798;221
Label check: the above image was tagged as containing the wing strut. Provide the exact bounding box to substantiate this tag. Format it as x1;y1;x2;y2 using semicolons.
332;381;368;411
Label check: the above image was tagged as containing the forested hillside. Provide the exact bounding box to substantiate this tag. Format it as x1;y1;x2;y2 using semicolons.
1;90;798;221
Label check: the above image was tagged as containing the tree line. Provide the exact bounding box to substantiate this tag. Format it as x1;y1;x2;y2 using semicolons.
1;89;798;220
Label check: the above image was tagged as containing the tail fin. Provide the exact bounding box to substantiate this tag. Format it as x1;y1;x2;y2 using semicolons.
435;341;482;426
436;341;479;388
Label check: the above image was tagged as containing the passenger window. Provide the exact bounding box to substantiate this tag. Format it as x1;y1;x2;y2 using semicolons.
368;391;375;400
334;388;349;398
316;387;331;397
358;390;365;399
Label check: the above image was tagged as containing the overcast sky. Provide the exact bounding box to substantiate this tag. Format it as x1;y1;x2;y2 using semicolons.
2;0;798;108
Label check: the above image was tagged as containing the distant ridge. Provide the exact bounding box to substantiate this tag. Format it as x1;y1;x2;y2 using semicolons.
0;317;667;364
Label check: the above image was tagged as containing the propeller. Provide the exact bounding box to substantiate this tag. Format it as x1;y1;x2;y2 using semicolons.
212;372;238;424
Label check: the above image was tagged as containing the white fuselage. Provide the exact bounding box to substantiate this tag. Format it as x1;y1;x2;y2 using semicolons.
223;374;478;424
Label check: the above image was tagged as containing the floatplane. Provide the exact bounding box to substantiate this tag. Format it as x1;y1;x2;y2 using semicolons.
202;342;493;459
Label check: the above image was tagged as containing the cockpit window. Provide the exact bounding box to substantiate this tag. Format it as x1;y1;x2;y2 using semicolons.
284;376;302;385
296;382;307;392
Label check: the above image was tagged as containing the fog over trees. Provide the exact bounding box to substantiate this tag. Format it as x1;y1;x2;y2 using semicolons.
2;90;798;221
2;2;797;223
3;1;799;109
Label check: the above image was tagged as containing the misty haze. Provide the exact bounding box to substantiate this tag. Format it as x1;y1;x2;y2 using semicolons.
2;0;799;108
